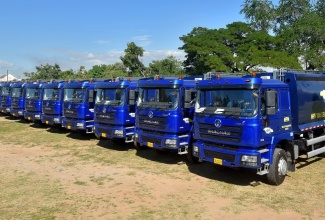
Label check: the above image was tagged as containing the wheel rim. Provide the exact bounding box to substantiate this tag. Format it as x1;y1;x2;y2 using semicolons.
278;157;287;176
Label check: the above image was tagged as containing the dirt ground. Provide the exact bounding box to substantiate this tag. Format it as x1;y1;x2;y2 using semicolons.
0;116;324;219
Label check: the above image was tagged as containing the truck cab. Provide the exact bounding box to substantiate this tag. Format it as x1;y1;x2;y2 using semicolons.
0;82;12;115
41;81;65;126
24;81;46;123
94;78;138;143
134;75;198;154
10;81;26;118
191;70;325;185
62;80;96;133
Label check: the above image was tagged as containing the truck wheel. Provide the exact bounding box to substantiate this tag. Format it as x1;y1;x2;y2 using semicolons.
186;146;199;163
267;148;288;185
94;132;103;140
134;141;147;150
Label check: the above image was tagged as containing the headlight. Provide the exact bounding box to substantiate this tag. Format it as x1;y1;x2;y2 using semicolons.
165;139;178;148
6;108;10;112
76;122;84;128
18;111;23;115
240;155;258;167
114;130;124;137
54;118;60;123
35;115;41;119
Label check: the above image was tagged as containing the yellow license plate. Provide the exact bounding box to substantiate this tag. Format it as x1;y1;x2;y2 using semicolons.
28;117;31;120
67;125;71;129
147;142;153;148
12;113;15;116
46;121;49;124
102;133;106;138
214;158;222;165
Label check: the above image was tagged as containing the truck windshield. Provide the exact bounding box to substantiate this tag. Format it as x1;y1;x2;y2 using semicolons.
43;88;60;101
64;88;85;102
195;89;258;117
26;88;40;99
1;87;10;96
137;88;179;110
95;88;125;106
12;87;23;98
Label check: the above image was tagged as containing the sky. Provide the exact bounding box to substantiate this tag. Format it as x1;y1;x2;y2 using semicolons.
0;0;249;78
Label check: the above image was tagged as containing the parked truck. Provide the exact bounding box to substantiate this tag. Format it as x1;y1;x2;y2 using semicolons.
94;77;138;143
62;79;97;133
190;69;325;185
24;81;46;123
133;75;199;155
41;80;65;127
10;81;26;119
0;81;12;115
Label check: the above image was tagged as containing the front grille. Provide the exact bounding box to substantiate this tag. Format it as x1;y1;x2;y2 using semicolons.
142;129;164;136
199;123;242;142
43;106;54;114
141;136;161;144
64;108;77;117
204;141;238;152
98;127;113;135
203;149;236;162
96;112;115;122
138;115;167;130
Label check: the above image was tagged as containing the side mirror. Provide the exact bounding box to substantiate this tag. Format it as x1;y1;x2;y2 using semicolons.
128;89;136;105
184;90;195;109
265;90;276;115
88;89;94;102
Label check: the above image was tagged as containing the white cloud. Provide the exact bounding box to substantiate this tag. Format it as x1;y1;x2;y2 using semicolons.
0;60;14;68
132;35;152;47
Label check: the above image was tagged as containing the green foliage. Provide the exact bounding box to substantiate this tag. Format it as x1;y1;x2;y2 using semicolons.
86;63;128;79
241;0;325;70
23;63;62;80
179;22;300;74
120;42;146;77
148;56;185;76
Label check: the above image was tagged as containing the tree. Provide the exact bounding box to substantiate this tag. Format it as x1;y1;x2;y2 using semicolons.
148;56;185;76
120;42;146;77
24;63;62;80
241;0;325;70
179;22;300;74
240;0;275;32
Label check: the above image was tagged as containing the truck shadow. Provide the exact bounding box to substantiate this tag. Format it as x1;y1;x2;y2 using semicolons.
66;131;95;140
135;149;189;165
46;126;70;134
97;139;134;151
295;156;324;170
186;162;268;186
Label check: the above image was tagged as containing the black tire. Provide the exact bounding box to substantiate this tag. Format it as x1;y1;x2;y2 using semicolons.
134;141;147;150
186;146;199;163
94;132;103;140
267;148;288;185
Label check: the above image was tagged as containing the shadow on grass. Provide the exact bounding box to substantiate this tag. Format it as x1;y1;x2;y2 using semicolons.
97;139;134;151
66;130;95;140
135;147;189;165
185;161;268;186
295;156;324;170
46;126;70;134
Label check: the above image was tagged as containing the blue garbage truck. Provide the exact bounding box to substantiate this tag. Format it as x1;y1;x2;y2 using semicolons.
24;81;46;123
94;77;138;143
134;75;200;154
10;81;26;118
0;81;13;114
41;80;65;127
62;79;97;133
191;69;325;185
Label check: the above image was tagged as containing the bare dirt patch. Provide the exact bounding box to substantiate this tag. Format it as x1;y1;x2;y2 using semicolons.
0;116;324;219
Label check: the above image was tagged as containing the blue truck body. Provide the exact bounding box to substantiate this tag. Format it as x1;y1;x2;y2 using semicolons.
62;80;97;133
0;81;12;114
134;76;200;154
24;81;46;122
94;78;138;142
41;81;65;126
10;81;26;118
191;70;325;185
